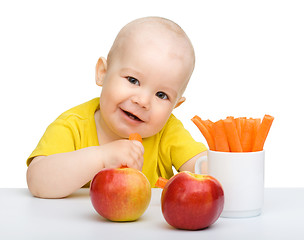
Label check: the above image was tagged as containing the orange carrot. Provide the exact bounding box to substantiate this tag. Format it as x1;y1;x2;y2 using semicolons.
240;117;247;138
155;177;168;189
240;118;255;152
226;116;234;120
235;117;242;140
191;116;215;151
223;118;243;152
213;120;230;152
129;133;143;143
252;118;261;148
253;118;261;131
202;119;214;133
252;115;274;151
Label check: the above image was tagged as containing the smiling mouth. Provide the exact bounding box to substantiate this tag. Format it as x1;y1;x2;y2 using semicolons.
122;109;143;122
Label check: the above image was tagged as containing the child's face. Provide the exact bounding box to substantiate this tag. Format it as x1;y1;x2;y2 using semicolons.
98;27;193;139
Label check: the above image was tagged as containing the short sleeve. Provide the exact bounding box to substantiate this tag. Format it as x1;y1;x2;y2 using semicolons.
159;115;207;171
26;119;76;166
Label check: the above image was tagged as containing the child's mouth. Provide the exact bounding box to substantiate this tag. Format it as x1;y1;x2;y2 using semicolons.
122;110;143;122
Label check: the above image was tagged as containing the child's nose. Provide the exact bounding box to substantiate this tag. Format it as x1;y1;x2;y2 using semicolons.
131;94;151;110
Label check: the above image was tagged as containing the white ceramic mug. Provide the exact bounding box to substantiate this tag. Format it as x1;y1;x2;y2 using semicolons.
195;150;265;218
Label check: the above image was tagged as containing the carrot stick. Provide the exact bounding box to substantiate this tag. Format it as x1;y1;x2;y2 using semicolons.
252;115;274;151
203;120;215;146
129;133;143;143
202;119;214;133
235;117;242;140
226;116;238;136
240;117;247;138
253;118;261;131
252;118;261;149
223;118;243;152
191;116;215;151
192;116;215;150
213;120;230;152
155;177;168;189
241;118;255;152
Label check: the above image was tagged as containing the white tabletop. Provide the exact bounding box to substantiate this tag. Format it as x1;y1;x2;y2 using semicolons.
0;188;304;240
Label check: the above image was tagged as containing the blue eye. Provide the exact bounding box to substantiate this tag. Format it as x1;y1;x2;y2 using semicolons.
156;91;168;100
127;77;140;86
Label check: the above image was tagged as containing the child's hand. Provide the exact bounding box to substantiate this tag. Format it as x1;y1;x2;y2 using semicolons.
100;140;144;170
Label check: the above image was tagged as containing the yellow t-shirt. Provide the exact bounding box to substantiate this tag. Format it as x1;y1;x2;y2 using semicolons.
27;98;207;187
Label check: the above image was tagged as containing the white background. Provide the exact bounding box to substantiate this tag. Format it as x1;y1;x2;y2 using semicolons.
1;0;303;188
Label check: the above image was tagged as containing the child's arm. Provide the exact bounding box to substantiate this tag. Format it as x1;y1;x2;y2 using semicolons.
26;140;144;199
178;151;207;174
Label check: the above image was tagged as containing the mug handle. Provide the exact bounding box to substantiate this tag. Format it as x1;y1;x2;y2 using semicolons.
195;154;208;174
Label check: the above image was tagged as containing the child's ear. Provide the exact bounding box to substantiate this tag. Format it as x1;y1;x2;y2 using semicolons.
174;97;186;109
95;57;107;86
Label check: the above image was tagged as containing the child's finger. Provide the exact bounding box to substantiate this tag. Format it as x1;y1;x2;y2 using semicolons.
131;140;144;155
123;151;143;170
131;153;144;170
128;143;144;169
129;133;144;153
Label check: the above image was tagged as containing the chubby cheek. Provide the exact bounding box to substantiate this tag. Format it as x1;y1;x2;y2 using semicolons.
100;80;124;112
99;89;114;113
145;105;173;136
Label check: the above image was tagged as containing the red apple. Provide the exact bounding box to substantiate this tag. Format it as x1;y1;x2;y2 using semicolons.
90;167;151;221
161;171;224;230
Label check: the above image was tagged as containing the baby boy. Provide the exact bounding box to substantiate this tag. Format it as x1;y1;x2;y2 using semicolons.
26;17;207;198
